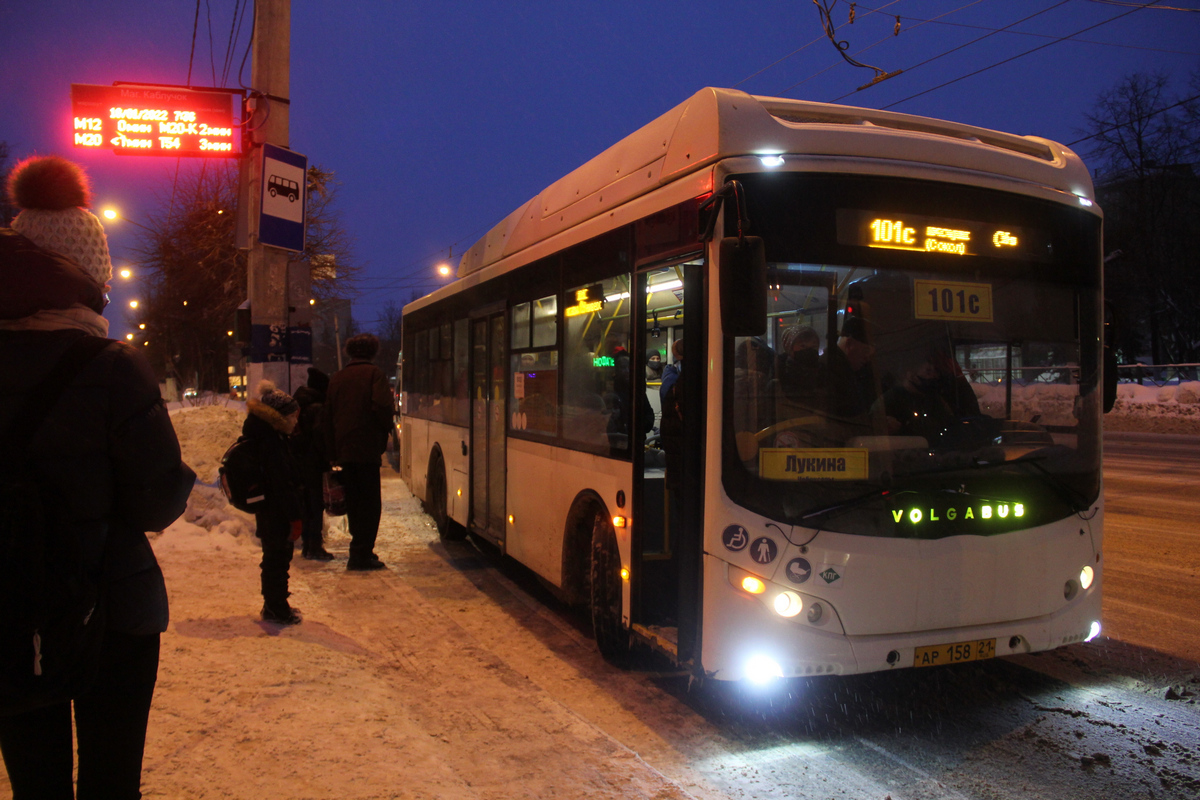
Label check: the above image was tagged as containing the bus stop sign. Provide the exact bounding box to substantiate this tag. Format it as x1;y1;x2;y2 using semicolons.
259;143;306;252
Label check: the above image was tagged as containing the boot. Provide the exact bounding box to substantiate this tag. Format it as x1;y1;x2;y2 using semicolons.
302;545;335;561
261;602;302;625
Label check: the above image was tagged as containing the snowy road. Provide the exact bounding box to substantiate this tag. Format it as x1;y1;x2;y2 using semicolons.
372;462;1200;800
3;422;1197;800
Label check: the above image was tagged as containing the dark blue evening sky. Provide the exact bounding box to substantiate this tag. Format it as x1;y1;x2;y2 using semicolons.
2;1;1197;339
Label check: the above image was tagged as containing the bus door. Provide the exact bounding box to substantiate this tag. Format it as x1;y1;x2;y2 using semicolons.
470;311;507;547
632;258;705;662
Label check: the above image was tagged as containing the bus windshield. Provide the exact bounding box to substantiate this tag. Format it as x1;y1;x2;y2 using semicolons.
723;174;1103;538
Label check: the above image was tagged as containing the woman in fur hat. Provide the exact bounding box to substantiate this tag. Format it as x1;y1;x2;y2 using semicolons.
0;155;195;797
243;380;306;624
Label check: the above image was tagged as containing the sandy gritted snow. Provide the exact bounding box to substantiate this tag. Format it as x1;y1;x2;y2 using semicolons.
1;392;1194;800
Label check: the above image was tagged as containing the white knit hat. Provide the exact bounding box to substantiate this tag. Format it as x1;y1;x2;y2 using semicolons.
7;155;113;288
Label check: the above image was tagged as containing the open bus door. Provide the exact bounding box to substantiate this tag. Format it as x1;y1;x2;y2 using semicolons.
631;258;705;664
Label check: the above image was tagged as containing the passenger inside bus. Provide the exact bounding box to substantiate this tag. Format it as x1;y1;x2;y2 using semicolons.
825;315;878;420
772;324;823;415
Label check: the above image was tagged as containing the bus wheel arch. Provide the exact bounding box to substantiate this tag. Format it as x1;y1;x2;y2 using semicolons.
426;446;464;541
565;492;630;663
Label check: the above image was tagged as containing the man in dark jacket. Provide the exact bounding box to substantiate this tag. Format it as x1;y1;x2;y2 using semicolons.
323;334;393;570
0;155;194;799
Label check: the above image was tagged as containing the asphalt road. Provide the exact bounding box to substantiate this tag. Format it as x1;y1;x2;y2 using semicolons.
1102;432;1200;663
391;437;1200;800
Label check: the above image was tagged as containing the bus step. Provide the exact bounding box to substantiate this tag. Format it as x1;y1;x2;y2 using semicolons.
631;623;679;659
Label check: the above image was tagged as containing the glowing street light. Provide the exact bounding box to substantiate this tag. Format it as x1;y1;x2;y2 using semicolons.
129;300;139;309
118;267;133;280
101;206;153;233
437;263;453;278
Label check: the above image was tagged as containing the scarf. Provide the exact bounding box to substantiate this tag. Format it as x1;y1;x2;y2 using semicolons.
0;304;110;337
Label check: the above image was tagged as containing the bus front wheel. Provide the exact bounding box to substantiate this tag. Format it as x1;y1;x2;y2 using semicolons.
589;510;629;664
427;451;465;542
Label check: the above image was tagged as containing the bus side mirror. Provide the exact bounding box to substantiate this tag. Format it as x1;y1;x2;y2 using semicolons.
719;236;767;337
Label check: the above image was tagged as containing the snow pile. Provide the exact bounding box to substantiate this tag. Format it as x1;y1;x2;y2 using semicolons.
1106;381;1200;435
168;402;245;484
165;403;259;546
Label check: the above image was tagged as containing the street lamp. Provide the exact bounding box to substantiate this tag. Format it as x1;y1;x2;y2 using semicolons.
101;207;153;233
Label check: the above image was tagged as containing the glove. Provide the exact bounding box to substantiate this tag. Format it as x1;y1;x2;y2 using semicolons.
290;520;302;542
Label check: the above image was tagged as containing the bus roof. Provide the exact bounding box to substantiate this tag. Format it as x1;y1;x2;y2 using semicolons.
452;87;1093;282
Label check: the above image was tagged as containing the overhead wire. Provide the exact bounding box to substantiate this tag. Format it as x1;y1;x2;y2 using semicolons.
849;1;1198;55
185;0;201;88
779;1;986;95
876;0;1167;108
1066;91;1200;146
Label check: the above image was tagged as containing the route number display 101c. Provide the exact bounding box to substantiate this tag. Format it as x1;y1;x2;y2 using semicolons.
913;279;994;322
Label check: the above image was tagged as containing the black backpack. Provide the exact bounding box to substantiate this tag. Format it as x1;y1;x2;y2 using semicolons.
218;436;266;513
1;336;113;715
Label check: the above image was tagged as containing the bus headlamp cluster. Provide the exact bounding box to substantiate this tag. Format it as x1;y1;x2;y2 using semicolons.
1079;565;1094;590
730;567;816;622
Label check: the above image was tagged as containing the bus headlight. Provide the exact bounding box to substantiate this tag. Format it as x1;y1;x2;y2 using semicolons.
773;591;803;618
1085;621;1101;642
1079;565;1094;590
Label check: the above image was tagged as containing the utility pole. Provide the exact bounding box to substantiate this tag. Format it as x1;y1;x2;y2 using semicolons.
244;0;292;393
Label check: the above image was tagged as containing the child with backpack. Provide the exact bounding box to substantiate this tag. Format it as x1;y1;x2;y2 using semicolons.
242;381;306;625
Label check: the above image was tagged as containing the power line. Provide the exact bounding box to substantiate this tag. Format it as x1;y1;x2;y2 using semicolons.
834;0;1072;102
877;0;1165;109
777;1;986;96
1086;0;1200;10
185;0;201;87
1066;91;1200;146
850;1;1199;55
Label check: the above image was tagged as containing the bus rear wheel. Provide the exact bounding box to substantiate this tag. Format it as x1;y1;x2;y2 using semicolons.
589;509;629;664
428;451;465;542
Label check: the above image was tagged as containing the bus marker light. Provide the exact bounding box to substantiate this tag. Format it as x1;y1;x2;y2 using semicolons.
612;515;627;528
1079;565;1094;590
620;568;630;581
745;655;784;684
741;576;766;595
1085;621;1101;642
508;515;514;525
807;602;823;624
759;155;785;168
773;591;803;617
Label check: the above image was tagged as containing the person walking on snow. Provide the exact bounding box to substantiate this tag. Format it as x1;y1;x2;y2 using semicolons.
0;154;194;799
244;381;306;624
323;334;392;571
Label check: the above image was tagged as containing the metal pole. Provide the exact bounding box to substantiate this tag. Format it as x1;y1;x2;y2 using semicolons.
244;0;291;395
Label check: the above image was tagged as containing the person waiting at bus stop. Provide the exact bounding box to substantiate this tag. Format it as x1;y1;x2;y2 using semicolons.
323;334;393;571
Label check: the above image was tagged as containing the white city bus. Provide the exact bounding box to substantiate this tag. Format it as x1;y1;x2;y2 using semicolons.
400;88;1109;682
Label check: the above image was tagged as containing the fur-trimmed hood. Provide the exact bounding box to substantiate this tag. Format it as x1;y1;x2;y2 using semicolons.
246;398;295;435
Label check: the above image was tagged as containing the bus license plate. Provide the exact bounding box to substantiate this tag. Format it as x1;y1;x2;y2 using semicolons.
913;638;995;668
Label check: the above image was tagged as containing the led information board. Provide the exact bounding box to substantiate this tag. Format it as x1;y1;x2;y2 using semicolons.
71;83;239;157
837;209;1036;260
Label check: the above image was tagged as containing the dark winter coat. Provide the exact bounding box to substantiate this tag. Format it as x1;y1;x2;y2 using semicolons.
0;232;195;636
322;360;393;465
242;400;305;528
291;384;328;485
